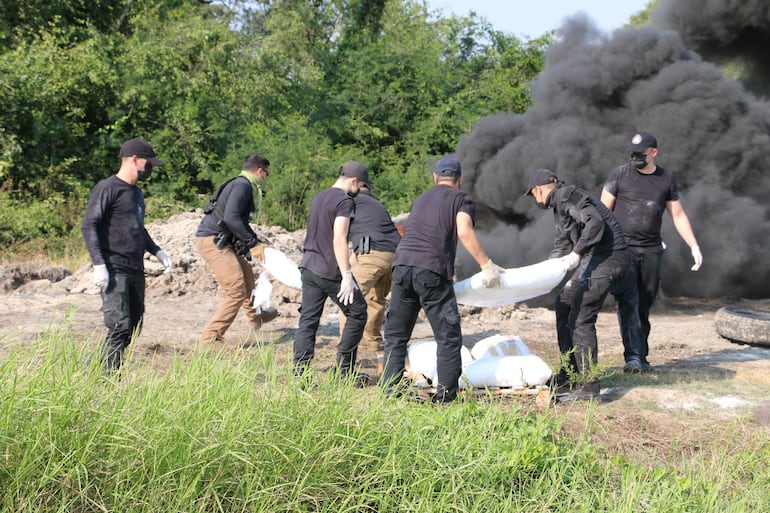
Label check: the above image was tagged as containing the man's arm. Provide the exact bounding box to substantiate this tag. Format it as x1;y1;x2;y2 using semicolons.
333;214;359;304
666;200;698;247
600;188;616;210
667;199;702;270
81;184;108;265
333;215;352;272
457;211;502;286
456;211;490;267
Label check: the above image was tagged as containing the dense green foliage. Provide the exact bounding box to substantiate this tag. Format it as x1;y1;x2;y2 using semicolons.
0;0;550;256
2;326;769;511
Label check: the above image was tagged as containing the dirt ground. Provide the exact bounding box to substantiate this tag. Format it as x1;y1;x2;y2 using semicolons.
2;211;769;467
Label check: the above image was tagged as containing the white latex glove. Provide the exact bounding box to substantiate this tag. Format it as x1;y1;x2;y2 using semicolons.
480;259;503;288
156;250;173;273
337;271;359;306
93;264;109;291
690;245;702;271
560;252;580;272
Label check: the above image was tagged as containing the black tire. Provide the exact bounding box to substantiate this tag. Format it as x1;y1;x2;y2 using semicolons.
714;305;770;346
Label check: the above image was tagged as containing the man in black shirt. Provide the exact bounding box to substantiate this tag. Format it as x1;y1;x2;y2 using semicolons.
195;154;277;345
601;132;702;373
337;161;401;352
526;168;628;402
293;162;368;382
81;138;173;372
380;155;503;403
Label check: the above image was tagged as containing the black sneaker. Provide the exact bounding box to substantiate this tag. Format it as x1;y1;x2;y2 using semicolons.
550;370;572;391
353;372;372;388
556;382;601;404
623;358;644;373
640;359;653;372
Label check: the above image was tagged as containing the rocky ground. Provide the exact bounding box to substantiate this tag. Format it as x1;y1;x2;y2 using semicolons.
2;211;769;467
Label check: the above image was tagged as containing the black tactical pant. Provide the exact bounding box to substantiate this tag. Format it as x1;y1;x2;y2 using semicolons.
627;245;663;349
382;266;463;403
101;267;145;372
293;268;367;375
555;250;628;379
611;256;647;362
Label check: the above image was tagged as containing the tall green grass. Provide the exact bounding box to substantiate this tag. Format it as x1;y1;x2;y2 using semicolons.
1;324;768;512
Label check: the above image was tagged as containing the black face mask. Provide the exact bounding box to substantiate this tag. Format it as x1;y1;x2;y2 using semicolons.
137;162;153;181
347;189;359;199
630;152;648;169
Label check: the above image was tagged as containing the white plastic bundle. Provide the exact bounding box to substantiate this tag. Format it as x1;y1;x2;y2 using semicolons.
405;335;552;389
469;334;531;360
405;340;473;387
453;258;567;307
263;247;302;289
250;273;273;313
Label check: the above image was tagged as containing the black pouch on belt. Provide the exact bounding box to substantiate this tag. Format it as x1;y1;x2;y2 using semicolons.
359;235;371;254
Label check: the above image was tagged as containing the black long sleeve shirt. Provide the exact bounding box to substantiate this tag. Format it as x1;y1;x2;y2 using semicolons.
546;184;627;259
81;175;160;271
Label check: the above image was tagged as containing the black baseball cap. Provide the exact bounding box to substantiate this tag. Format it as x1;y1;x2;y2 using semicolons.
119;138;165;166
434;155;461;178
525;168;558;196
627;131;657;152
339;160;371;189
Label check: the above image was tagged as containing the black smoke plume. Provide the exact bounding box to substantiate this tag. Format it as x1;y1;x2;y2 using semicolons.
455;6;770;299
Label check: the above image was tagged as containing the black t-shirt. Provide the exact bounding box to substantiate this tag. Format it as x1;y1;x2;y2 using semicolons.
299;187;355;280
604;162;679;247
349;190;400;253
546;184;627;258
81;175;160;271
392;184;475;280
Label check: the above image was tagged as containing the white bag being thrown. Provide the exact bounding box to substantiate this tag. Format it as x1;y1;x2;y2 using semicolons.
250;272;273;314
262;247;302;290
453;258;567;307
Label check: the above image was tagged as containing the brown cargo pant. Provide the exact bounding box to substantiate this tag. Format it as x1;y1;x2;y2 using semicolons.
339;249;394;349
196;236;260;343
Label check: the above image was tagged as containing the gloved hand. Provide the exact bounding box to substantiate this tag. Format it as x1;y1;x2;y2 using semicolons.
560;252;581;272
250;243;269;263
480;259;503;288
93;264;109;291
156;250;173;273
690;245;703;271
337;271;359;306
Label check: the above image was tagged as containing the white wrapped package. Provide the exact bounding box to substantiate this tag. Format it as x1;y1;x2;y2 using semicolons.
250;273;273;313
263;247;302;289
405;336;552;389
453;258;567;307
460;355;552;389
405;340;473;387
470;334;531;360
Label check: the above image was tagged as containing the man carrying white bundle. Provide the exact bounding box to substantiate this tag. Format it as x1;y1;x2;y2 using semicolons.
380;154;503;404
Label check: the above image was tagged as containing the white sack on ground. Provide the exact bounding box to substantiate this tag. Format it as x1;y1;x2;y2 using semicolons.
406;340;473;387
263;247;302;289
460;355;553;389
470;334;531;360
454;258;567;307
406;335;552;389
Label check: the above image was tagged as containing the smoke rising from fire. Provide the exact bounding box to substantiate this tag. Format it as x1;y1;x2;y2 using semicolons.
455;4;770;299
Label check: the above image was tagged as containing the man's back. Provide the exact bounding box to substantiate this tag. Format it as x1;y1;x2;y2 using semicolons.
349;191;400;253
393;184;475;279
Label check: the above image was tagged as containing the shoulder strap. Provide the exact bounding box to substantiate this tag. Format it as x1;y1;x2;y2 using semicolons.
204;176;248;216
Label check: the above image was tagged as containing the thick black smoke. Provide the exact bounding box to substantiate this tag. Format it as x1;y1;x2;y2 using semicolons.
455;9;770;299
653;0;770;98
